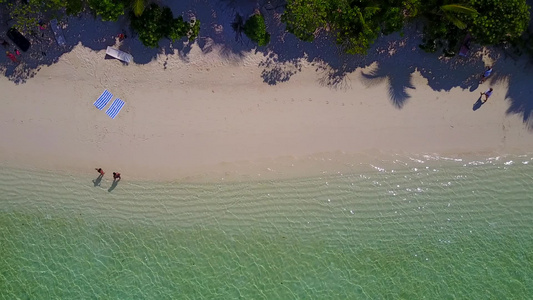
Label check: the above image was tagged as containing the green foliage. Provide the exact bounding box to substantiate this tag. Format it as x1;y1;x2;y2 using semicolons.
419;20;464;55
188;20;201;42
281;0;328;42
440;4;477;29
469;0;530;45
7;0;66;31
416;1;478;55
65;0;85;16
381;7;403;35
168;16;189;42
130;3;166;47
440;4;478;15
418;0;529;55
282;0;412;54
330;3;379;55
280;0;528;56
130;3;200;48
243;14;270;46
403;0;422;17
130;0;146;17
88;0;125;21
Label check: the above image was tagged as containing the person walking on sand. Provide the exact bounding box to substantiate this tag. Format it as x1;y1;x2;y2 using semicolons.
113;172;121;181
480;66;493;83
481;88;493;103
96;168;105;176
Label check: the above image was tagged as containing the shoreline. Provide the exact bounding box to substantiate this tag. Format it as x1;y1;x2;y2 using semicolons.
1;150;531;183
1;40;533;182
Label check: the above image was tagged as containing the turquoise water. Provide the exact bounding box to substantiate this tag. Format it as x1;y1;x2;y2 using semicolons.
1;155;532;299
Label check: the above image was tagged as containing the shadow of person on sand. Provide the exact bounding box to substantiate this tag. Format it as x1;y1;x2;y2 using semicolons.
108;179;120;192
92;174;103;187
473;96;485;111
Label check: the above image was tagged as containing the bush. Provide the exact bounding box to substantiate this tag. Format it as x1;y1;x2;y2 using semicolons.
130;3;200;48
188;19;201;42
168;16;189;42
282;0;409;54
243;14;270;46
88;0;124;21
469;0;530;45
7;0;67;31
66;0;84;16
130;3;166;47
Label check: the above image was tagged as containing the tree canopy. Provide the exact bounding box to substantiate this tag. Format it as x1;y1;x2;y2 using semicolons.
282;0;420;54
282;0;531;55
88;0;124;21
0;0;529;55
129;3;200;48
243;14;270;46
1;0;201;48
469;0;530;45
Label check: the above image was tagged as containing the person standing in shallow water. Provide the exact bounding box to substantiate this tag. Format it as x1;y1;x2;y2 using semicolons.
113;172;121;181
96;168;105;176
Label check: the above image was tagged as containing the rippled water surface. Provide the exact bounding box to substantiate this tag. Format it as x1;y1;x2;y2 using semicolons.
1;155;532;298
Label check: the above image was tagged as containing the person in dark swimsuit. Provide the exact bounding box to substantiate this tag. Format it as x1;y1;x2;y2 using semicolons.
113;172;121;180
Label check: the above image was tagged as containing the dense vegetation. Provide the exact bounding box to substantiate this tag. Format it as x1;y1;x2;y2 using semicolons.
0;0;530;56
88;0;125;21
1;0;200;47
243;14;270;46
282;0;531;55
130;3;200;48
282;0;420;54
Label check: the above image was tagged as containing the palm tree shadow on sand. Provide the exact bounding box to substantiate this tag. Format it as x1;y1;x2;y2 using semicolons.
360;64;416;109
498;63;533;131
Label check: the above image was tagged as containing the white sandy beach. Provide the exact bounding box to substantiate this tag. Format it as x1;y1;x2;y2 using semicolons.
1;4;533;181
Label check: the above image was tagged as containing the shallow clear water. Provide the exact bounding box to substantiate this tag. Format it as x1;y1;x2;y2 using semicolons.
1;155;532;299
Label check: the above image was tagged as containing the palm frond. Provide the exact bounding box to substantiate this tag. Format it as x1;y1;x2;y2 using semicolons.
444;14;467;29
364;6;381;15
131;0;146;17
440;4;478;16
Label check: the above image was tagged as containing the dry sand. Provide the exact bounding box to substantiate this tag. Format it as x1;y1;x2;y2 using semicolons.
1;4;532;181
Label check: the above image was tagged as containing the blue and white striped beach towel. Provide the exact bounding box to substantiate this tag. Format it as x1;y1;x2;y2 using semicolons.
106;98;125;119
94;90;113;110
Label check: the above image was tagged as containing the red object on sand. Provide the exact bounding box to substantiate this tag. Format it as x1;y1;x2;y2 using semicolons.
6;52;17;62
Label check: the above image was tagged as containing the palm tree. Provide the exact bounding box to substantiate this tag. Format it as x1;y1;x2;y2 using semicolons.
439;4;478;29
130;0;147;17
